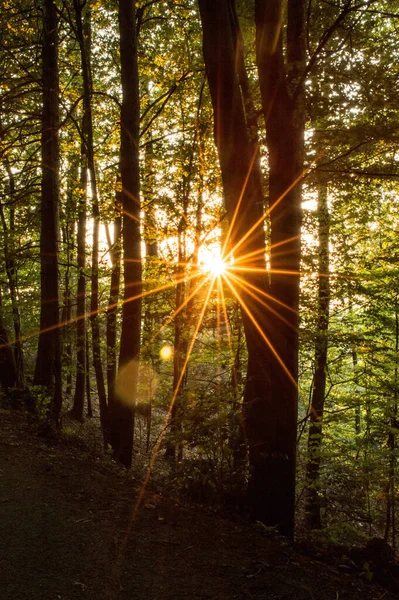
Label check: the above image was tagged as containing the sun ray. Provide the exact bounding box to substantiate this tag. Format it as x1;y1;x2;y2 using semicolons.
225;165;311;265
232;266;300;277
114;273;215;562
227;270;297;314
227;271;297;331
223;275;297;388
221;144;260;259
0;270;204;351
146;274;212;347
216;275;243;396
270;235;301;250
218;276;234;356
228;246;266;266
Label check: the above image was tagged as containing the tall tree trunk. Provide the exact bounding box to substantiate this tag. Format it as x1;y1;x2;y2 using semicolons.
72;0;108;434
109;0;142;468
0;118;25;389
305;181;330;530
143;133;158;260
252;0;305;536
34;0;62;423
72;143;88;420
165;220;186;461
198;0;305;537
61;158;76;398
384;294;398;549
106;178;122;421
164;97;202;461
0;286;17;391
85;329;93;417
352;346;362;435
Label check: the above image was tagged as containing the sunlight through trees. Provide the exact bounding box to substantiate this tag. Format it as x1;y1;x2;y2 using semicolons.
1;0;399;543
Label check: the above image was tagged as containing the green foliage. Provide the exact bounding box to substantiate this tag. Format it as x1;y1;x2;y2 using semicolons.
28;385;53;423
307;522;369;549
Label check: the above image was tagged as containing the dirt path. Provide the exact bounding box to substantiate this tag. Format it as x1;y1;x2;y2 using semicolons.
0;407;396;600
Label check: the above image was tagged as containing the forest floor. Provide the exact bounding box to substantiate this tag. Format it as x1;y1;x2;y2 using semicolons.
0;404;397;600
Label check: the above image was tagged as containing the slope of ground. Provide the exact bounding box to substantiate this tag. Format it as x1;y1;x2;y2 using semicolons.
0;406;396;600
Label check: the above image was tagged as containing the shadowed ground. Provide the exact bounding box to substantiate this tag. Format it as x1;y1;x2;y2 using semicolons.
0;407;396;600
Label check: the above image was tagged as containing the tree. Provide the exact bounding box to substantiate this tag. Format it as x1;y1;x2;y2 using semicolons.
0;285;17;391
198;0;305;537
305;178;330;529
108;0;142;468
34;0;62;424
0;117;25;390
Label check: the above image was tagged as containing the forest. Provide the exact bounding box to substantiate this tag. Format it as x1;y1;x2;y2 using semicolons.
1;0;399;563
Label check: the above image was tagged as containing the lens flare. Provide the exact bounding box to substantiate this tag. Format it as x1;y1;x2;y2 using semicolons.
200;248;227;277
160;345;173;360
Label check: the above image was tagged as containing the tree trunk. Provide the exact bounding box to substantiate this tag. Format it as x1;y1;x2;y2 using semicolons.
72;0;108;433
34;0;62;423
61;158;76;398
0;117;25;389
109;0;142;468
72;142;87;420
198;0;305;537
352;347;362;435
0;286;17;391
85;330;93;418
106;177;122;422
143;133;158;260
305;181;330;530
384;294;398;549
165;220;186;461
251;0;305;538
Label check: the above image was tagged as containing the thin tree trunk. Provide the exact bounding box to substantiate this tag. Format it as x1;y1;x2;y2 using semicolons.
164;97;201;461
0;286;17;391
109;0;142;468
0;118;25;389
61;160;76;398
385;294;398;549
86;330;93;418
72;0;108;434
352;346;362;435
143;133;158;260
165;221;186;461
106;178;122;427
305;182;330;530
71;145;87;420
34;0;62;423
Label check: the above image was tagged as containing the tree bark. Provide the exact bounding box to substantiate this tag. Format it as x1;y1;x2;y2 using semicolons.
109;0;142;468
61;156;77;398
0;117;25;389
251;0;305;538
165;219;186;461
384;294;398;549
71;0;108;434
34;0;62;423
106;177;122;419
0;286;17;391
198;0;305;537
72;140;87;420
305;181;330;530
